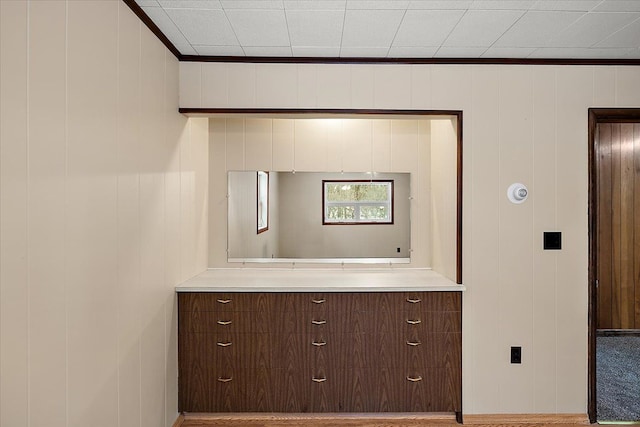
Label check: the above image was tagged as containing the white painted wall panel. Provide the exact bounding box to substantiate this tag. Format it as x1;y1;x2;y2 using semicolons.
0;2;29;426
0;3;209;427
28;2;67;426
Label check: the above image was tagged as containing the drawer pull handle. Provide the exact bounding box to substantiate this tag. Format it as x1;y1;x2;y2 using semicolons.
406;376;423;382
312;320;327;325
406;298;421;304
406;341;421;346
312;340;327;346
217;299;232;304
217;377;233;383
406;319;422;325
311;298;326;304
217;320;232;325
217;342;232;347
312;377;327;383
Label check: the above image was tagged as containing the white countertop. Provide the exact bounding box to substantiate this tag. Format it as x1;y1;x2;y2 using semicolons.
176;268;465;292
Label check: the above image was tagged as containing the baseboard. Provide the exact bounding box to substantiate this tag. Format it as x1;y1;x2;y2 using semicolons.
598;329;640;337
463;413;590;425
172;414;185;427
183;412;457;422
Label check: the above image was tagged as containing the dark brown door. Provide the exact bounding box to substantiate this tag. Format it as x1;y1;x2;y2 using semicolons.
596;122;640;329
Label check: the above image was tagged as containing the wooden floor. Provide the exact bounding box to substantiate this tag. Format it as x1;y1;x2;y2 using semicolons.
175;413;594;427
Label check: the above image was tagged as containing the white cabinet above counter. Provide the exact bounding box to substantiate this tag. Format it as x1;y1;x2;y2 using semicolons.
176;268;465;293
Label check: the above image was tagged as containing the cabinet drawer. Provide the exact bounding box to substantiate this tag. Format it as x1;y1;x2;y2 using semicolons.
180;311;257;333
178;292;266;312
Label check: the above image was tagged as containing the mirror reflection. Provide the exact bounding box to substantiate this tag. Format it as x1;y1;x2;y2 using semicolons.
227;172;411;261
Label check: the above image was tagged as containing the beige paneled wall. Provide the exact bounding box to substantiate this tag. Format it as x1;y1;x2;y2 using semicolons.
182;61;640;415
208;117;433;268
0;2;208;427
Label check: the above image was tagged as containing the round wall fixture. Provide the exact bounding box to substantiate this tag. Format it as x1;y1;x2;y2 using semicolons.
507;183;529;204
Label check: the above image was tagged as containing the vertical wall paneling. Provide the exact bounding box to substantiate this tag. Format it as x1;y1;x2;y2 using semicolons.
317;65;350;109
498;67;535;413
0;2;29;426
245;119;273;171
28;1;67;425
350;65;374;109
209;119;229;267
467;66;501;414
597;123;640;330
297;64;317;108
117;3;143;426
139;26;167;427
554;66;591;413
1;2;209;426
532;66;559;412
192;118;210;273
67;2;119;426
164;52;182;426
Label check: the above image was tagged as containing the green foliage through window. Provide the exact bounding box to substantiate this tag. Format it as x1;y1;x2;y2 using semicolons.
323;180;393;224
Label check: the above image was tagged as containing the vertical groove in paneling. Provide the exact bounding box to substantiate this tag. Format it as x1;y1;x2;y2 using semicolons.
0;2;29;426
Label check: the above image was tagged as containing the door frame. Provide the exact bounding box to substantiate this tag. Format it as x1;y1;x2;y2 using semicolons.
588;108;640;423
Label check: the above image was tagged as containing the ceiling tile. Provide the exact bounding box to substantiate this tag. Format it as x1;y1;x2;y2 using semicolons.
593;0;640;12
142;6;191;45
625;48;640;58
435;46;488;56
158;0;221;8
135;0;159;6
408;1;472;10
493;11;584;47
342;9;405;47
286;10;344;47
482;46;536;57
443;10;525;47
292;46;342;56
165;8;237;45
387;46;439;57
529;47;636;57
546;12;640;47
530;0;599;11
347;1;410;9
597;18;640;47
340;47;391;57
393;10;465;46
469;0;536;10
193;45;245;55
225;10;290;46
221;1;284;9
243;46;293;56
284;1;346;10
175;43;199;55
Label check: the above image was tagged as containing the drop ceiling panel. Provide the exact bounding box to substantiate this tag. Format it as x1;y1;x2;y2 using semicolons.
597;18;640;48
443;10;525;47
392;10;465;47
286;10;344;47
132;0;640;59
493;11;584;47
593;0;640;12
341;9;405;48
225;10;290;46
165;8;237;45
546;12;640;47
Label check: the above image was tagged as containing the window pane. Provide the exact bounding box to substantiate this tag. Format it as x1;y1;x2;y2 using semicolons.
326;206;355;221
325;183;388;202
360;205;388;220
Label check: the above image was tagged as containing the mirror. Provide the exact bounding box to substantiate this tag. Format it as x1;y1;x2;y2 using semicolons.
227;171;411;262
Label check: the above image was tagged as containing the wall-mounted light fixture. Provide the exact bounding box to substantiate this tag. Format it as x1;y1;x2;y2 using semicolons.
507;183;528;204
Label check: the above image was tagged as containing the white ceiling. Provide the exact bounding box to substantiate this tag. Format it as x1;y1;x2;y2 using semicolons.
134;0;640;59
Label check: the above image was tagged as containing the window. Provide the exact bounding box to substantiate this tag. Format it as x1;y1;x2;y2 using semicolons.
323;180;393;224
257;171;269;233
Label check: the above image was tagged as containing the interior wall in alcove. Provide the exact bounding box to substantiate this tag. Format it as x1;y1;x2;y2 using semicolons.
208;116;458;277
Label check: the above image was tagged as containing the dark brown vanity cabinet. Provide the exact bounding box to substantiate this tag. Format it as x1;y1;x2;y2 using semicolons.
178;291;461;414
